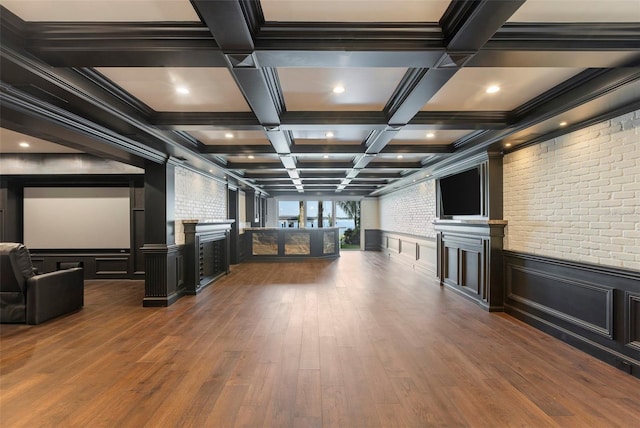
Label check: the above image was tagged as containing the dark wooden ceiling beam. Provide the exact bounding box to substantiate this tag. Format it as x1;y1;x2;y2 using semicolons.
153;110;508;130
190;0;293;172
381;144;453;154
290;145;363;155
153;112;262;130
440;0;526;51
201;145;275;155
5;0;636;71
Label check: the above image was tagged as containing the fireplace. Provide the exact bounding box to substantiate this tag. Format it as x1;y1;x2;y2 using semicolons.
182;220;234;295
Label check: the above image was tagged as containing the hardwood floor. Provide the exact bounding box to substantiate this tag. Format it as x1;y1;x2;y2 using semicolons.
1;251;639;427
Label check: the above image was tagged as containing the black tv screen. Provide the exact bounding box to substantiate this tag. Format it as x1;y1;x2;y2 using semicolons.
439;168;481;216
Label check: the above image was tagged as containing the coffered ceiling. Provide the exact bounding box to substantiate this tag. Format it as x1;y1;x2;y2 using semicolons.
1;0;639;197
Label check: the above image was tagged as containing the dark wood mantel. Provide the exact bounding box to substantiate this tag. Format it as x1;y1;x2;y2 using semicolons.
183;219;234;295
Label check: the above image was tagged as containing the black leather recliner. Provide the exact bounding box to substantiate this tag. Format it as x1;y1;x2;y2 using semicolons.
0;243;84;324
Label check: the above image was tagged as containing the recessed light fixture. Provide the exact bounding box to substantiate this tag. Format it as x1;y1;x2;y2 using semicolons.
426;132;435;139
486;85;500;94
505;143;512;148
176;86;190;95
209;169;213;173
19;142;30;148
397;154;403;159
248;155;255;159
559;121;568;127
323;155;329;159
332;85;345;94
225;133;234;139
325;132;334;138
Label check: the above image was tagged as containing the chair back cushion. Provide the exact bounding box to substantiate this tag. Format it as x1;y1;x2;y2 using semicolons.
0;243;36;293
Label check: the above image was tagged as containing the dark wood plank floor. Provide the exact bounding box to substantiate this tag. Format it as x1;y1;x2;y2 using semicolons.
1;251;639;427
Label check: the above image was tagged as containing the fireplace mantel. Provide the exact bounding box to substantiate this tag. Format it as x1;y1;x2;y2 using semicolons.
182;220;234;295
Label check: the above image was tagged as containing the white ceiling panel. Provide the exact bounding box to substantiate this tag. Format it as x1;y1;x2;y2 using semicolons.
509;0;640;22
260;0;451;22
95;67;251;112
278;68;407;111
189;130;270;145
292;129;371;142
391;129;475;145
0;128;81;153
422;67;584;112
0;0;200;21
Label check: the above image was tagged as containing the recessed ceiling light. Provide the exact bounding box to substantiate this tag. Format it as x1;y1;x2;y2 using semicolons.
19;142;30;148
325;132;334;138
323;155;329;159
332;85;345;94
505;143;512;147
426;132;435;139
486;85;500;94
397;154;403;159
225;133;234;139
559;121;568;127
209;169;213;173
176;86;190;95
248;155;255;159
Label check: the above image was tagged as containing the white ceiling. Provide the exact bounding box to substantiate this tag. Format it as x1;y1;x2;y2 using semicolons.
0;0;199;21
188;130;271;146
95;67;252;112
391;130;474;145
509;0;640;22
0;128;81;153
278;68;408;111
422;67;584;111
260;0;451;22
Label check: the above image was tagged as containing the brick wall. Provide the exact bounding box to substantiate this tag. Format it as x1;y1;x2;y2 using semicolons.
379;179;437;238
504;110;640;271
174;166;227;244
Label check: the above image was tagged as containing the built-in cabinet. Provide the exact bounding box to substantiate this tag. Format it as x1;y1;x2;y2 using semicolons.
434;220;506;311
182;220;233;294
433;152;505;311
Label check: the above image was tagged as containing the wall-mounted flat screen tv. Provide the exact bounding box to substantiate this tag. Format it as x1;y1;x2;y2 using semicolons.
439;168;481;216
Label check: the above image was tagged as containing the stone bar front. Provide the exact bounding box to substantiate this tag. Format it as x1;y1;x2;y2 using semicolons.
244;227;340;261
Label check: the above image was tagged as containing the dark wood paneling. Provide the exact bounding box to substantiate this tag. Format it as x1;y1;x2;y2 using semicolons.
461;249;480;294
141;244;182;307
435;220;506;311
504;250;640;377
29;252;133;279
364;229;381;251
95;257;129;275
507;265;613;338
132;209;145;275
626;292;640;352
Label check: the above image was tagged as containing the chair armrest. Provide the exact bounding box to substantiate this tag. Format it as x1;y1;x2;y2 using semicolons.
26;268;84;325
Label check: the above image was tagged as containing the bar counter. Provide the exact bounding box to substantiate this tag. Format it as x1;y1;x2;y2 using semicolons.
244;227;340;261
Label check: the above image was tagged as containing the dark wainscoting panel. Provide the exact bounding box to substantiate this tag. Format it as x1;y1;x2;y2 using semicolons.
30;251;135;279
627;292;640;352
364;229;381;251
504;251;640;378
380;231;436;276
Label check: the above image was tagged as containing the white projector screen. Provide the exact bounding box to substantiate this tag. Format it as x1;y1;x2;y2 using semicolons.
24;187;131;249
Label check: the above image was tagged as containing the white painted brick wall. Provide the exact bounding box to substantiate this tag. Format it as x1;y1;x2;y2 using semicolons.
504;109;640;271
380;179;436;238
174;166;227;244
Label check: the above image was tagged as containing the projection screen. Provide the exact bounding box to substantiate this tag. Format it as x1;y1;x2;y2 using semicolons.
23;187;130;249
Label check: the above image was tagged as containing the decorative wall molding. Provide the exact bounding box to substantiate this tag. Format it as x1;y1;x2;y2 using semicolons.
504;250;640;378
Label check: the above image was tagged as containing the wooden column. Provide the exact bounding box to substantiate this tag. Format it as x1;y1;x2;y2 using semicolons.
141;159;181;307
